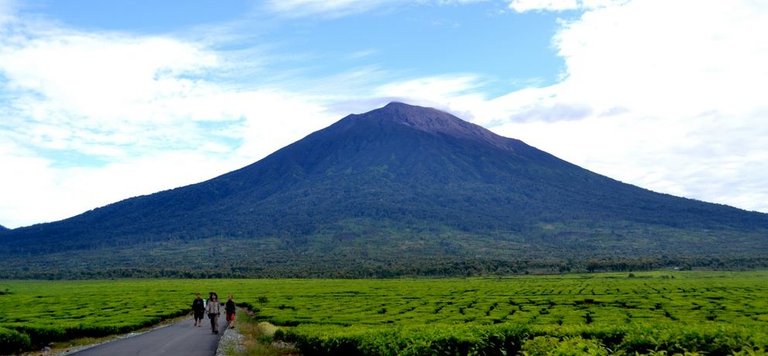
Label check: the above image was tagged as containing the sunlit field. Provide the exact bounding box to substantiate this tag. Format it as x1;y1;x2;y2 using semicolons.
1;271;767;354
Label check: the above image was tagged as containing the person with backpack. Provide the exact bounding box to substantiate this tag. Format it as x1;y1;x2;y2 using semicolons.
206;292;221;334
191;293;206;327
225;295;236;329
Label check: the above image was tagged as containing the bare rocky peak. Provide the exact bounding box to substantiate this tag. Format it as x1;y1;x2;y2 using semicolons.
361;102;516;151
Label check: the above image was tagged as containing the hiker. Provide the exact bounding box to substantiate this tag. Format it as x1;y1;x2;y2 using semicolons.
192;293;206;327
225;294;236;329
206;292;221;334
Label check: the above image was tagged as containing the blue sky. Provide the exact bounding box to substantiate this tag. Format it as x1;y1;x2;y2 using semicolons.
1;0;767;228
31;0;566;91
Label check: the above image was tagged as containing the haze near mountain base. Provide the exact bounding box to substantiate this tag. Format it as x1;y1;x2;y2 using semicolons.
2;102;767;278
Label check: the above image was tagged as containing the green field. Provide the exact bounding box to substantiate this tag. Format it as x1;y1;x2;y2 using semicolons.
1;271;767;354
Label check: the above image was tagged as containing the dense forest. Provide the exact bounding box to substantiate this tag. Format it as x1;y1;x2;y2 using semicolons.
3;232;767;279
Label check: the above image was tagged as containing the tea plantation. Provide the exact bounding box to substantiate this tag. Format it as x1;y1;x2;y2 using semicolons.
1;271;767;354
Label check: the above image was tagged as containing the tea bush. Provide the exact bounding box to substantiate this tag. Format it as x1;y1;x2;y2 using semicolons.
2;271;767;354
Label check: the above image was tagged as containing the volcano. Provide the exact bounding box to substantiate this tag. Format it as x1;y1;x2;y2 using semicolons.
3;102;767;278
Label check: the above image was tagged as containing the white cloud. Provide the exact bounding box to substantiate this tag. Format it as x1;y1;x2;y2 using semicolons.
0;142;232;227
509;0;578;12
1;33;219;118
0;0;15;24
0;89;337;228
554;0;767;116
490;0;768;213
265;0;406;18
0;29;231;159
375;75;486;109
508;0;626;13
0;17;338;228
265;0;488;18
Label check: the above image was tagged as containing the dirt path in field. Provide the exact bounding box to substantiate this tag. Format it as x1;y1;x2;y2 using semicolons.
66;315;225;356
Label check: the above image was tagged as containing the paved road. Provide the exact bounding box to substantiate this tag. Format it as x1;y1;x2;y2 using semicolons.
70;315;226;356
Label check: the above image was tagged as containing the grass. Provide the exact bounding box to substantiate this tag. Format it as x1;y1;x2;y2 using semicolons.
233;310;297;356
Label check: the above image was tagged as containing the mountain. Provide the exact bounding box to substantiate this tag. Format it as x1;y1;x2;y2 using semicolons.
2;102;767;278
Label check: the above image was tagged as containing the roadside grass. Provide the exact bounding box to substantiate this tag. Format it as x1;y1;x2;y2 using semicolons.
234;310;297;356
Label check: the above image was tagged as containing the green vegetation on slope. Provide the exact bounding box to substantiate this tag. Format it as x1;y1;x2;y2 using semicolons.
1;271;767;354
3;103;767;278
3;231;768;279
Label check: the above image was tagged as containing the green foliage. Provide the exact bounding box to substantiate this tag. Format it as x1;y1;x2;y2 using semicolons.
1;271;767;354
618;324;768;355
522;336;608;356
0;327;31;355
279;324;532;356
0;280;190;350
2;234;767;279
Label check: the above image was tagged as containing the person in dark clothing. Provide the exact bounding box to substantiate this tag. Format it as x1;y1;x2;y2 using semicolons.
225;295;236;329
192;293;206;327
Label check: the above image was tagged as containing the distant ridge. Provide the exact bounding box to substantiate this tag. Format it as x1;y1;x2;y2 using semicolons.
2;102;767;278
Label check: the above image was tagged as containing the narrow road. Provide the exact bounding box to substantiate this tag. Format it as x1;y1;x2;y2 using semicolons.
70;315;226;356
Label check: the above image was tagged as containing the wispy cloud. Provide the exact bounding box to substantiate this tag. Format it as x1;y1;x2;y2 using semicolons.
264;0;488;18
508;0;627;13
264;0;400;18
0;0;16;23
508;0;579;12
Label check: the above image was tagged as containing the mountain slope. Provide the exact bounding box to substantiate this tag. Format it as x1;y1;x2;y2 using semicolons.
2;102;767;277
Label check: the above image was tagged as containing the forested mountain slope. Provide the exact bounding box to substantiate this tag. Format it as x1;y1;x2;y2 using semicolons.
3;102;767;278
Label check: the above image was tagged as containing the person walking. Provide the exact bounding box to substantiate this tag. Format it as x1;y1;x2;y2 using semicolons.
206;292;221;334
192;293;206;327
225;295;236;329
